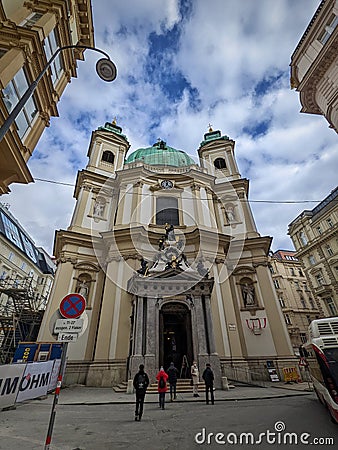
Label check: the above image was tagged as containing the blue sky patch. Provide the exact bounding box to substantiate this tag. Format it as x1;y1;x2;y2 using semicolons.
254;72;284;97
243;119;271;138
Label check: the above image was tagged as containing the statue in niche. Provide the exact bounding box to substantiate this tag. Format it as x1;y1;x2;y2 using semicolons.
137;258;149;276
226;206;235;222
93;199;105;217
241;282;256;306
164;223;176;241
77;280;89;300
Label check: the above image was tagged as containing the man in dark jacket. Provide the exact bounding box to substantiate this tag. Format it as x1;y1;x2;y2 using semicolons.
167;362;179;401
202;363;215;405
133;364;150;421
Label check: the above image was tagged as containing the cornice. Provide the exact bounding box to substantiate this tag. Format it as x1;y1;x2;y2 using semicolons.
74;169;115;199
198;138;235;155
242;236;272;255
299;33;338;114
91;128;130;150
54;229;101;258
295;232;337;258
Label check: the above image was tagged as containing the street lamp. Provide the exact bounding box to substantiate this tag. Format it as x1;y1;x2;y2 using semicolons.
0;45;117;142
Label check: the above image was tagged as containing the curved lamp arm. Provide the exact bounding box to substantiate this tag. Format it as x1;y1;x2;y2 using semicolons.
0;45;117;142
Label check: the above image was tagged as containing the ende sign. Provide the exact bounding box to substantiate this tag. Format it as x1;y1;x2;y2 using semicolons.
57;333;78;342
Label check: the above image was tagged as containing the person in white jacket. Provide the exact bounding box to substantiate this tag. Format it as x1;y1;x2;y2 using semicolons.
191;361;200;397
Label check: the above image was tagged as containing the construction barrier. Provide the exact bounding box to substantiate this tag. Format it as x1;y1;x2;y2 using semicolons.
0;360;61;410
282;366;301;383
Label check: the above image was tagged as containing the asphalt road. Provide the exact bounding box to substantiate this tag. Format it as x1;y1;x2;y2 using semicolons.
0;394;337;450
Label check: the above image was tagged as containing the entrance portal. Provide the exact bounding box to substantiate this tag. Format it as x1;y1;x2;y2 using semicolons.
159;302;193;375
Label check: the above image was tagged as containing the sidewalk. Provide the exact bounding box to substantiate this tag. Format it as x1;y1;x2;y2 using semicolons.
29;380;314;407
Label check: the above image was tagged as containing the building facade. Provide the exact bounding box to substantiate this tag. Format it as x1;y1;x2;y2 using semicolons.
38;122;295;387
0;0;94;194
290;0;338;132
0;202;55;362
288;187;338;318
269;250;321;355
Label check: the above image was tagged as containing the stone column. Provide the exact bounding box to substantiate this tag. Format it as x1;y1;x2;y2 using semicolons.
194;295;208;355
134;296;144;355
203;294;222;389
204;294;216;354
131;181;143;224
205;187;217;227
192;184;203;225
130;296;144;376
144;297;156;380
115;186;126;225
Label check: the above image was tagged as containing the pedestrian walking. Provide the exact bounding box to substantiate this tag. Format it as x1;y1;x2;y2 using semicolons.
156;366;168;410
202;363;215;405
167;362;179;401
191;360;200;397
133;364;149;421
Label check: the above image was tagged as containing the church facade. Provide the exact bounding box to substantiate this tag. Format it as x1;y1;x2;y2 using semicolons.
38;121;294;387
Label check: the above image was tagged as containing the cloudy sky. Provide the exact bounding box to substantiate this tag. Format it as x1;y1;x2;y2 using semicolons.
4;0;338;256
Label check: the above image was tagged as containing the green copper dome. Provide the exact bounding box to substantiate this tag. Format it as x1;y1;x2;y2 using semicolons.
125;140;196;167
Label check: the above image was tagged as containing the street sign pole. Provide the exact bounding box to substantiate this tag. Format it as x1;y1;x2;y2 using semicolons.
45;293;86;448
44;342;68;450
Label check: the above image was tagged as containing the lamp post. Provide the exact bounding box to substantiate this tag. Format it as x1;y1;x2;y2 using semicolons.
0;45;117;142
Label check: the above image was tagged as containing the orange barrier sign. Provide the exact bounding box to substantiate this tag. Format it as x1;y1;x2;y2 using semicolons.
282;367;300;383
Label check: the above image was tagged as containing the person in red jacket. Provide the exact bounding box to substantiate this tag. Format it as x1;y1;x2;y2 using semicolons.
156;366;168;410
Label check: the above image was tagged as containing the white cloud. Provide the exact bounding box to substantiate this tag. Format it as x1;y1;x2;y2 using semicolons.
4;0;337;258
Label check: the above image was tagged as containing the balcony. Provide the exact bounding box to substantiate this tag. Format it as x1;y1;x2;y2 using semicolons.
289;327;300;335
314;283;332;296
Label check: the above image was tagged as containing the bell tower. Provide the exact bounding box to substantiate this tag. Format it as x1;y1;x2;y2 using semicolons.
198;126;241;181
86;119;130;175
68;120;130;234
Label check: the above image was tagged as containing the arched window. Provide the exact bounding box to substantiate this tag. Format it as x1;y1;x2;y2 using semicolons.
156;197;179;225
102;150;115;164
214;158;226;169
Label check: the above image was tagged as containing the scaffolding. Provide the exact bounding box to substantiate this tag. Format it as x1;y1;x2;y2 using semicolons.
0;275;49;364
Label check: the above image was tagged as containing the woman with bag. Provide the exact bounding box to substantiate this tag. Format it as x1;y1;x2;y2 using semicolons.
156;366;168;410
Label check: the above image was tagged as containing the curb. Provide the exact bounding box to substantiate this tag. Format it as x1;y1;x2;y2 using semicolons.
58;391;312;406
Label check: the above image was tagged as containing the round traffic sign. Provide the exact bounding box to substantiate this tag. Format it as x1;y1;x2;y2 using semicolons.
59;293;86;319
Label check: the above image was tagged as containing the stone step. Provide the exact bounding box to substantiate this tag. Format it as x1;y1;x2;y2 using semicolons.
113;379;235;393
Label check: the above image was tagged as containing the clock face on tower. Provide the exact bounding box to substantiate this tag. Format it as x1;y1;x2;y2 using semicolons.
160;180;173;189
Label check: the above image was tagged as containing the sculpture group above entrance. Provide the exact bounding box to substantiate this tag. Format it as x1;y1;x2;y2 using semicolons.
136;223;205;279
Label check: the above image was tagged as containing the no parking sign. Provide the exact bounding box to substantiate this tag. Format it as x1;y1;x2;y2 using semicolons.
59;293;86;319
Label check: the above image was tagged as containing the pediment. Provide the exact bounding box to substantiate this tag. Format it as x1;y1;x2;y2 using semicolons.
232;266;256;276
73;261;100;272
148;267;201;281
